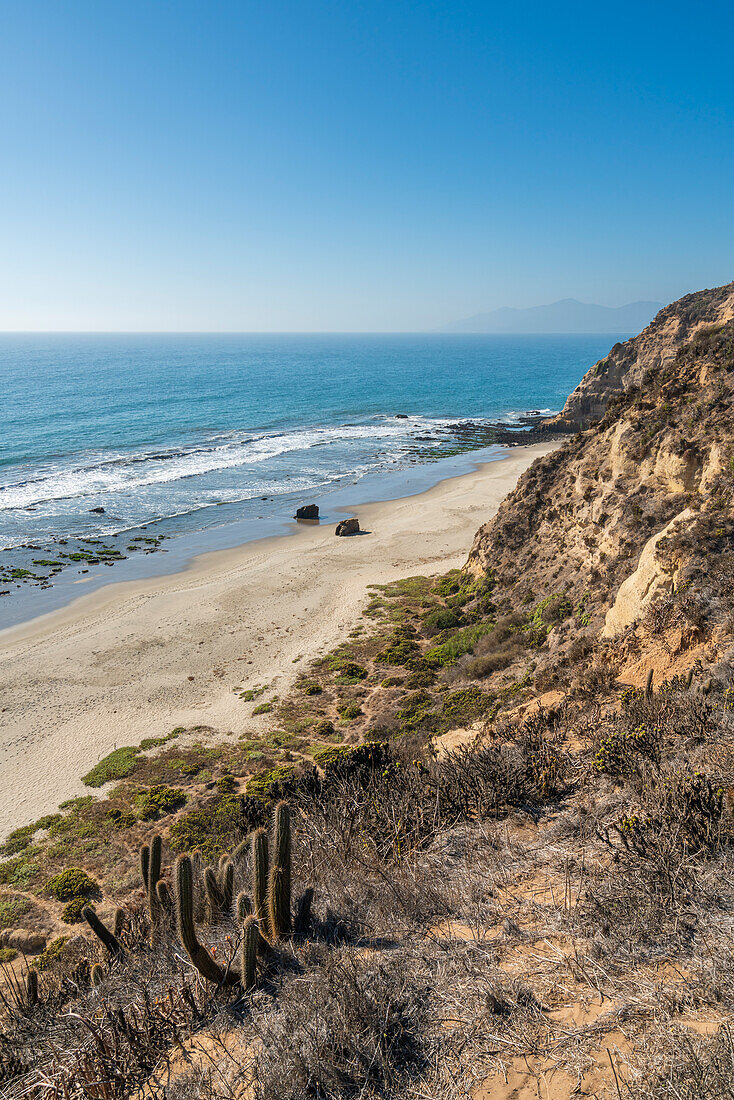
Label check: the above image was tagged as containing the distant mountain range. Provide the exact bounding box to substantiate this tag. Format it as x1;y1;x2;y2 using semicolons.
444;298;663;334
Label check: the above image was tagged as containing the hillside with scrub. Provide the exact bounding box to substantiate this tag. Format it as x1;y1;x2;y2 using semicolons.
2;282;734;1098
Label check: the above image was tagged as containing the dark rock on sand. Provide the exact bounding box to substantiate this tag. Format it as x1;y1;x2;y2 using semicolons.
89;507;105;514
295;504;319;520
335;517;360;536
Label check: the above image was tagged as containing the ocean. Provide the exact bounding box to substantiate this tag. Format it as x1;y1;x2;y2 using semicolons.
0;332;621;626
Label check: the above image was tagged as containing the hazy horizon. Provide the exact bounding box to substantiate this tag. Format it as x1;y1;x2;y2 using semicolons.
1;2;732;331
0;296;664;335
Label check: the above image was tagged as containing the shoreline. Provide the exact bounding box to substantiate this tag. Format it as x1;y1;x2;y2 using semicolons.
0;441;517;635
0;441;558;838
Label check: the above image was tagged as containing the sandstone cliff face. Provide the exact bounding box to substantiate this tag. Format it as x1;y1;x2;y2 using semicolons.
467;282;734;679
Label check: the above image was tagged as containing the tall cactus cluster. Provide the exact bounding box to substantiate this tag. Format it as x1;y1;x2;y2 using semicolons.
173;799;311;990
79;801;309;993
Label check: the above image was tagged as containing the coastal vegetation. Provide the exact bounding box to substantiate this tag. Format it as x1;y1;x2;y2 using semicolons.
2;282;734;1096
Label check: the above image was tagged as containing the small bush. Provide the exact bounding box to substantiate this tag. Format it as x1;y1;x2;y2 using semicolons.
0;947;17;962
425;622;495;667
35;936;69;971
82;746;141;786
337;701;363;721
0;824;38;856
0;895;31;929
312;718;334;737
46;868;100;901
300;680;323;696
169;793;263;858
136;784;186;820
61;896;92;924
375;628;420;666
253;702;273;715
334;662;368;683
423;607;461;635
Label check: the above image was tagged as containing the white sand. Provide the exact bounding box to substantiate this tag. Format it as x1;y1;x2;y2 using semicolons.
0;443;558;838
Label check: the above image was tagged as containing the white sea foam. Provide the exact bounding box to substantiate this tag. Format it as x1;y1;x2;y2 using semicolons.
0;416;459;512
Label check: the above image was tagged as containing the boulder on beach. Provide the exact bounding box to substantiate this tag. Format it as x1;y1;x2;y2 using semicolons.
335;517;360;536
89;507;105;514
294;504;319;520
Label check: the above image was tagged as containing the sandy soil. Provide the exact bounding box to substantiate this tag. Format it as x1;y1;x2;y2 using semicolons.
0;442;558;838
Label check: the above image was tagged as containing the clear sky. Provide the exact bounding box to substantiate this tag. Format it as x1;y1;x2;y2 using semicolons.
1;0;732;331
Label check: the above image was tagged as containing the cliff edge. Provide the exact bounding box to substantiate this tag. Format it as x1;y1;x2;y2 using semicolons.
468;280;734;683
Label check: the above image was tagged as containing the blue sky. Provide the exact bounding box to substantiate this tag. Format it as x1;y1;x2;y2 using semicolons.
1;0;732;331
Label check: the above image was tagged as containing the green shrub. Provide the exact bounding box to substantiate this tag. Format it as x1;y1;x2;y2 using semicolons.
334;662;368;683
423;607;461;634
0;857;40;890
375;626;421;666
246;765;303;802
82;746;141;786
0;896;31;929
61;896;92;924
442;686;496;725
253;702;273;715
169;793;264;859
397;691;437;730
139;735;169;750
0;947;17;962
313;741;392;780
136;784;186;820
337;701;362;721
45;867;100;901
425;622;495;667
36;936;69;971
0;824;37;856
105;806;137;829
312;718;334;737
594;724;662;776
300;680;323;696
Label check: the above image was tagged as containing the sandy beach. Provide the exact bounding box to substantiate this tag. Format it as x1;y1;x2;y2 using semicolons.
0;441;557;838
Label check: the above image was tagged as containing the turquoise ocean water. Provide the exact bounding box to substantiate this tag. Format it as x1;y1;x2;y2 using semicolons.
0;333;621;626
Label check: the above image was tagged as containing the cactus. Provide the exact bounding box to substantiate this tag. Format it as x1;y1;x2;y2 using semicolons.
204;867;223;912
26;968;39;1006
191;850;206;922
294;887;314;936
156;880;173;913
83;906;124;958
140;842;150;891
241;915;258;991
644;669;654;702
267;866;289;943
251;828;270;941
272;801;291;928
266;801;292;941
148;834;163;923
113;908;127;938
236;891;253;923
232;836;250;866
91;963;105;987
174;855;239;986
205;857;235;919
222;860;235;913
